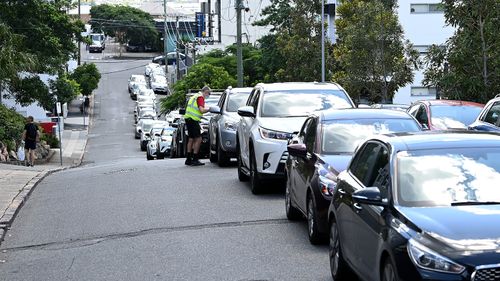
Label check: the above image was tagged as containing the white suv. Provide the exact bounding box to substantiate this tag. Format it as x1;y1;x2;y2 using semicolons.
236;82;355;194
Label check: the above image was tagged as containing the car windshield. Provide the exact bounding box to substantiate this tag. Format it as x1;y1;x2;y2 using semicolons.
227;92;250;112
322;118;420;154
431;105;482;129
397;147;500;207
162;129;174;136
261;90;353;117
140;110;155;117
141;122;155;132
153;76;166;83
131;76;145;83
150;127;163;135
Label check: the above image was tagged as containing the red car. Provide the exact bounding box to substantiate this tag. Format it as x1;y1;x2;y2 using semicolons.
407;100;484;130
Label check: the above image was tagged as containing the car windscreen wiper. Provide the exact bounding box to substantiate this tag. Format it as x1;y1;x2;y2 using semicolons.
451;201;500;206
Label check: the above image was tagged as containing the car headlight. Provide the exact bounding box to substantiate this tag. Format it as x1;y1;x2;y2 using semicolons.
408;239;465;274
259;127;293;140
317;163;337;196
224;121;238;131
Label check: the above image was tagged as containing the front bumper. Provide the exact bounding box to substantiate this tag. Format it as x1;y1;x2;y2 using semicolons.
254;137;289;177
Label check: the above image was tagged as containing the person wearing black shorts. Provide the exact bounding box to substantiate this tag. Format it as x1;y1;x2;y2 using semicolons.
22;116;39;167
184;86;212;166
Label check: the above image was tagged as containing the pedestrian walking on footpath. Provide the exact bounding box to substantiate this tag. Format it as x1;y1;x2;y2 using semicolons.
184;86;211;166
22;116;39;167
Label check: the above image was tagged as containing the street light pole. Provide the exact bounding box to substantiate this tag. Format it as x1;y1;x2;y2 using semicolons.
78;0;81;66
321;0;325;82
163;0;169;75
236;0;244;87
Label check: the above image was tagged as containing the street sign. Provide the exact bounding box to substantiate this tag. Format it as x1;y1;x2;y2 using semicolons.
56;102;62;115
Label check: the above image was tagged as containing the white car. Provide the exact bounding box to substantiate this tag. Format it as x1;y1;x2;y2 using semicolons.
145;63;161;77
150;74;169;95
236;82;355;194
137;88;156;102
141;122;168;152
130;83;148;100
128;75;147;93
147;127;175;160
135;119;156;139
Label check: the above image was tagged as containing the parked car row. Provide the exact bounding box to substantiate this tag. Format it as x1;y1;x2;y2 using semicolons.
198;82;500;281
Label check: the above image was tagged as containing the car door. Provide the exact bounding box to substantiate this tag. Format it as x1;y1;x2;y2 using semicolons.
210;91;226;150
475;101;500;131
239;88;260;167
298;118;318;212
350;142;391;280
291;118;310;212
334;142;381;268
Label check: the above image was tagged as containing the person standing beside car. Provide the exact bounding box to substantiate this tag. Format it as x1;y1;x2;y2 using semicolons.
22;116;39;167
184;86;211;166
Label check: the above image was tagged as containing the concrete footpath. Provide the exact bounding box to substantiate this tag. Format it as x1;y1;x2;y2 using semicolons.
0;99;91;244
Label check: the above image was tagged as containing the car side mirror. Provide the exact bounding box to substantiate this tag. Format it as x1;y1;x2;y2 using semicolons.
179;108;186;115
155;133;161;137
238;106;256;118
170;123;178;128
352;187;388;207
209;106;222;114
287;143;307;158
145;133;150;137
138;129;142;133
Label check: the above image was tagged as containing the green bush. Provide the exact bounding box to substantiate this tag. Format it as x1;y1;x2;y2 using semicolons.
40;133;59;148
0;104;25;151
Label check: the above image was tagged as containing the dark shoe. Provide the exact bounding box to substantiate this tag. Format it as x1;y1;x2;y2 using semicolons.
190;160;205;166
185;158;192;166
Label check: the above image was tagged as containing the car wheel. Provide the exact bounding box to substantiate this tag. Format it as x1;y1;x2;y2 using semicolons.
329;219;351;280
307;195;327;244
285;178;302;220
237;141;249;182
157;149;164;159
382;259;397;281
146;151;154;160
250;149;263;194
217;139;230;167
141;142;146;152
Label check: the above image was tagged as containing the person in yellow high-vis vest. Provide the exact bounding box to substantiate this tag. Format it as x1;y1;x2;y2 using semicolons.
184;86;212;166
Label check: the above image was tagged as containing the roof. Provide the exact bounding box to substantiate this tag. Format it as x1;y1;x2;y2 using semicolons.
256;82;344;92
416;99;484;107
227;87;253;94
320;109;413;121
374;131;500;152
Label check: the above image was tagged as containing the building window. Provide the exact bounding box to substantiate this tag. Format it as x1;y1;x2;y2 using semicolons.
414;45;431;55
410;4;444;14
411;87;437;96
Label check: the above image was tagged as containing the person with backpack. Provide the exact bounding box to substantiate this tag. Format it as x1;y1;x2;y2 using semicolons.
22;116;39;167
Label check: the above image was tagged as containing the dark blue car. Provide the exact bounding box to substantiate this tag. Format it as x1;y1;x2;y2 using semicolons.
285;109;422;244
469;95;500;132
328;131;500;281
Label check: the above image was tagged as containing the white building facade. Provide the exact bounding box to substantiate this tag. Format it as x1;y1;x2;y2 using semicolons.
393;0;455;104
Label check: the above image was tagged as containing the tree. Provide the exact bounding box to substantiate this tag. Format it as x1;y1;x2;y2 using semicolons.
71;63;101;96
160;64;236;112
423;0;500;103
333;0;418;102
254;0;332;82
0;0;84;108
90;5;159;55
50;75;81;107
0;104;26;151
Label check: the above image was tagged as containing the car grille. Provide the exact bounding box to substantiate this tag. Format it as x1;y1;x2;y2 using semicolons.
472;266;500;281
280;151;289;164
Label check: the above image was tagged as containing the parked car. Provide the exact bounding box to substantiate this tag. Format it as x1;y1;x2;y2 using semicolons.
469;94;500;132
371;103;410;111
236;82;355;194
146;126;172;160
328;131;500;281
286;109;422;244
166;110;182;126
88;33;105;53
152;52;186;66
407;100;484;130
128;75;147;94
140;122;167;151
135;119;156;139
137;88;156;102
145;63;161;78
150;74;169;95
125;41;156;52
208;87;252;166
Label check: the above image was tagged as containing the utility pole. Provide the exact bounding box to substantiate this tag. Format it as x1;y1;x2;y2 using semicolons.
175;16;181;81
236;0;244;87
321;0;325;82
163;0;169;75
208;0;213;38
185;44;189;76
217;0;222;43
78;0;81;66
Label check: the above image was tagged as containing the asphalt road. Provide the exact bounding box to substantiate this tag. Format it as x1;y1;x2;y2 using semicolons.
0;51;332;281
